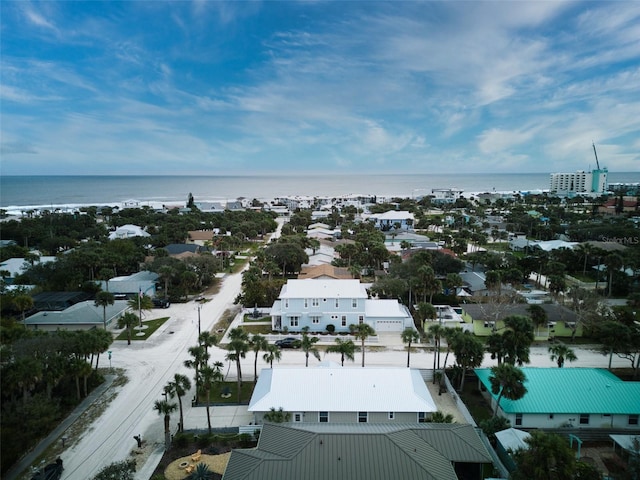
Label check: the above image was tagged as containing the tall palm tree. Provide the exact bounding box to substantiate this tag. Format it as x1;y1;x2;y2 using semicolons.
401;328;420;368
489;363;527;417
604;253;623;297
198;331;219;357
300;327;321;367
326;338;356;366
165;373;192;432
249;334;268;383
153;399;178;451
184;345;209;398
226;327;249;402
13;294;34;325
350;323;376;367
94;291;115;330
262;344;282;368
117;311;138;345
199;361;224;434
548;342;577;368
428;323;446;374
127;294;153;327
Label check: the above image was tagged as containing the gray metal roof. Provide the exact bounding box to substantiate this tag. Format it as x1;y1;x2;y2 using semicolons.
223;423;492;480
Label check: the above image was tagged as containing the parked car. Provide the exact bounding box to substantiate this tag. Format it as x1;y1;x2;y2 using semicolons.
275;337;300;349
152;297;170;308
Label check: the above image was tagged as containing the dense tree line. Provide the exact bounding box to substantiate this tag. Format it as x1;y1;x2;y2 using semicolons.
0;328;112;475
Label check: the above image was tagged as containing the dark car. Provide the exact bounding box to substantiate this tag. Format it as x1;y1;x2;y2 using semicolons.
152;297;170;308
275;337;300;349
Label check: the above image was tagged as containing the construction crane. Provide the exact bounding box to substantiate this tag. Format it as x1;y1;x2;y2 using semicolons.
592;142;601;170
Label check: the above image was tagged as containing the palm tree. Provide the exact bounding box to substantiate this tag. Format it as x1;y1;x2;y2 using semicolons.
575;243;593;276
165;373;192;432
199;361;223;434
117;311;138;345
428;322;446;375
226;327;249;402
428;411;455;423
401;328;420;368
127;294;153;327
263;407;291;423
94;291;115;330
489;363;527;417
548;342;577;368
262;344;282;368
187;463;213;480
249;334;268;383
300;327;321;367
158;265;176;299
326;338;355;366
349;323;376;367
153;399;178;451
13;294;34;325
604;253;623;297
184;345;209;398
198;331;219;357
416;301;437;331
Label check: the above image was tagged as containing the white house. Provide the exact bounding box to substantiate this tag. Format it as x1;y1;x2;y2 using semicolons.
249;364;438;424
108;224;150;240
367;211;415;231
270;279;415;333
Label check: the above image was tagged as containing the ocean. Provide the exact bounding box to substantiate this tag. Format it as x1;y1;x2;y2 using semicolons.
1;173;639;214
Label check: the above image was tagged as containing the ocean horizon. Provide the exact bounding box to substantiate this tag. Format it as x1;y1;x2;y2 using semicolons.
1;172;639;214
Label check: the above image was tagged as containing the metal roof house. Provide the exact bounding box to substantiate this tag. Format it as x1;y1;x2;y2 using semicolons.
24;300;129;331
270;279;415;333
249;365;438;425
223;422;493;480
475;368;640;430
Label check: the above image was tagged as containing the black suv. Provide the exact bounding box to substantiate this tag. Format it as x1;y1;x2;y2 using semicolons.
275;337;300;349
152;297;170;308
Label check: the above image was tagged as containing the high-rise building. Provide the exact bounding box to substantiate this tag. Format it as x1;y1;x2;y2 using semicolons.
549;168;608;195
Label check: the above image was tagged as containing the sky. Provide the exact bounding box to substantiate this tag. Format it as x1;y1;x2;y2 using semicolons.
1;1;639;176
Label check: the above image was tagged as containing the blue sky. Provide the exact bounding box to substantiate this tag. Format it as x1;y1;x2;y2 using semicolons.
1;1;639;176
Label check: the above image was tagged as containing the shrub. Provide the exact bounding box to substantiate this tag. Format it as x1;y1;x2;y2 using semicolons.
173;433;191;448
326;324;335;333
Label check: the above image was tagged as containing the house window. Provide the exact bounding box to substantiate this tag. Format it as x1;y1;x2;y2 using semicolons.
284;299;289;308
418;412;427;423
293;413;302;423
290;317;299;327
629;415;639;426
515;413;523;426
549;413;554;420
304;299;308;308
388;412;395;420
359;315;364;324
358;412;368;423
312;298;319;307
319;412;329;423
311;316;320;324
352;299;357;308
335;298;339;308
341;316;347;327
579;414;589;425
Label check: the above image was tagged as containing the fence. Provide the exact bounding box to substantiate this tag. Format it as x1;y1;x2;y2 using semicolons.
441;372;477;426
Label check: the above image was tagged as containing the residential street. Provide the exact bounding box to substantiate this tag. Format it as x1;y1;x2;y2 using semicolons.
17;263;632;480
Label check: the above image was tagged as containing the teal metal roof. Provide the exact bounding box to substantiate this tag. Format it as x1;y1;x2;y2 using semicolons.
475;368;640;414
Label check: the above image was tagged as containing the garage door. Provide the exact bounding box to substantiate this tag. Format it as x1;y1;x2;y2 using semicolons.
375;320;403;332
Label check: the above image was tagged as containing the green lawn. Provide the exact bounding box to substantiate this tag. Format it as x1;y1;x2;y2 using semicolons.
240;324;272;335
243;314;272;323
115;317;170;341
197;381;256;405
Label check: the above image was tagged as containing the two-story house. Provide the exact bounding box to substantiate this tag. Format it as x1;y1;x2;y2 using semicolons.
270;279;415;333
367;211;415;231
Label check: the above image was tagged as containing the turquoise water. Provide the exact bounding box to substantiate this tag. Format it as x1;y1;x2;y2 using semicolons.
1;172;639;210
